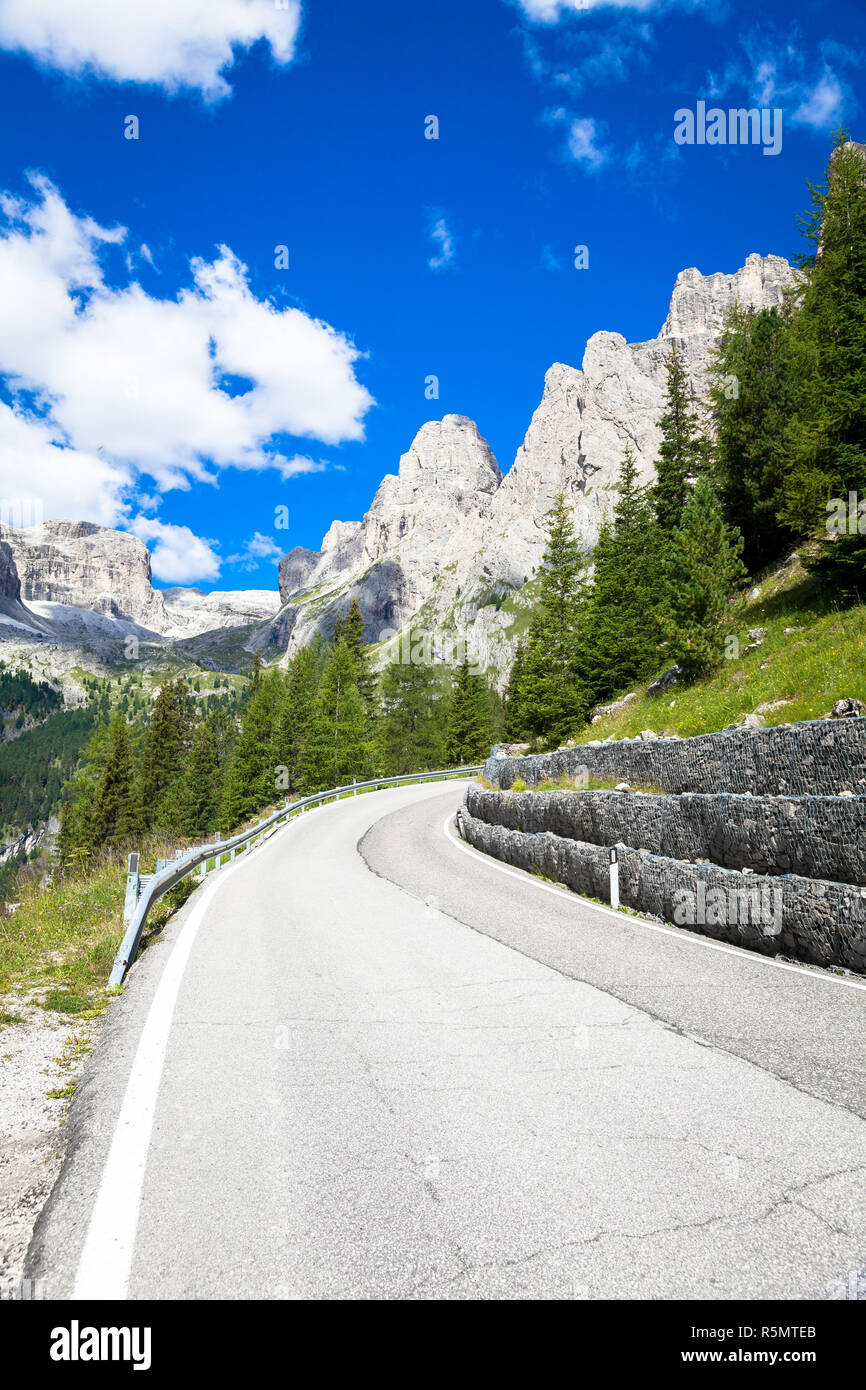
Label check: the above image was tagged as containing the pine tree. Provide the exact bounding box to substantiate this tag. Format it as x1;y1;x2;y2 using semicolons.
140;679;194;823
782;132;866;595
518;493;587;744
302;641;372;791
377;639;447;773
90;714;141;849
709;303;800;572
656;478;747;673
445;657;492;764
653;345;709;532
342;598;377;711
502;638;528;741
578;446;659;706
175;714;226;838
220;670;285;827
274;647;319;794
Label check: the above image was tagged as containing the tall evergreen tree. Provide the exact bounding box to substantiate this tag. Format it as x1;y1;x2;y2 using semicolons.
709;304;800;572
89;715;141;850
578;446;659;705
275;646;319;794
175;713;230;838
656;478;747;673
782;132;866;595
445;657;493;765
502;638;528;741
342;598;376;711
653;345;709;532
377;639;447;773
518;493;587;743
220;670;285;828
302;641;372;791
140;679;194;823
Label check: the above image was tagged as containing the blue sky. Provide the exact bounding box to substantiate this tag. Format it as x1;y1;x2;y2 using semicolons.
0;0;862;589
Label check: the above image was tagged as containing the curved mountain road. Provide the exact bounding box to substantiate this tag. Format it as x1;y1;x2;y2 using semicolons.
27;780;866;1301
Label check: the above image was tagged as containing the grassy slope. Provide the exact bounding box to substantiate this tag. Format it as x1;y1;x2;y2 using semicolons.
576;554;866;744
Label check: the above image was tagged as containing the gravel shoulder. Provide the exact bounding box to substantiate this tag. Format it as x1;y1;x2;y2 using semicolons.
0;993;98;1299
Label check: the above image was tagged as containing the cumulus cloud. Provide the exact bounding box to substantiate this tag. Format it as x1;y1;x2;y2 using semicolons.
0;0;301;100
126;516;221;584
0;175;373;529
427;215;456;271
226;531;282;570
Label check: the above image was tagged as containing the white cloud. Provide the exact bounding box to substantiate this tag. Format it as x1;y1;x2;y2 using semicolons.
545;109;609;169
793;71;844;129
274;454;328;479
427;216;456;271
566;116;608;168
0;400;131;527
723;31;858;135
514;0;663;19
0;175;374;527
226;531;282;570
0;0;301;100
126;516;221;584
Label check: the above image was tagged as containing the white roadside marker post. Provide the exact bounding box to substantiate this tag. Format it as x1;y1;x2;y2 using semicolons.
609;847;620;911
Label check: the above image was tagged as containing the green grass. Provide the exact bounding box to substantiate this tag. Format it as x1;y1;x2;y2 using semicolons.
46;1081;77;1100
0;1008;24;1026
0;836;204;1008
576;556;866;744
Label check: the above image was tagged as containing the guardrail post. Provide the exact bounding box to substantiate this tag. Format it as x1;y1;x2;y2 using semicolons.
123;852;140;927
353;778;357;798
609;848;620;910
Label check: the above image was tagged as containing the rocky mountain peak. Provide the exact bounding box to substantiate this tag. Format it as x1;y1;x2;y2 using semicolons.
659;252;793;342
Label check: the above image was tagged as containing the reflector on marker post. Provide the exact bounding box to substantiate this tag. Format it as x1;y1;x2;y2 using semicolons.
609;847;620;910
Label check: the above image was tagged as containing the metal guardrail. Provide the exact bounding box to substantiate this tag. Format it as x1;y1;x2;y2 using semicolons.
108;765;483;987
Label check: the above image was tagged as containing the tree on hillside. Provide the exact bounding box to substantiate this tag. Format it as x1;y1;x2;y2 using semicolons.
140;679;194;823
378;641;448;773
578;446;659;706
515;493;588;743
502;638;528;741
342;597;377;713
656;478;747;673
220;669;285;828
782;132;866;595
653;344;709;533
709;303;800;572
445;657;493;764
302;640;372;791
274;646;319;794
89;714;142;850
176;711;234;838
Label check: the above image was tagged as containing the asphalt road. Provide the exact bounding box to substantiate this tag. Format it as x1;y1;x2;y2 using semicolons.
27;780;866;1300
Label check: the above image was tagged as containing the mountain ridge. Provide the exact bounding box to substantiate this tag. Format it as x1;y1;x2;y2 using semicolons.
0;251;795;684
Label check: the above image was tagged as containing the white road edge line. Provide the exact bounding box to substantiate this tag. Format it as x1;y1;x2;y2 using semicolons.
71;792;360;1301
444;813;866;995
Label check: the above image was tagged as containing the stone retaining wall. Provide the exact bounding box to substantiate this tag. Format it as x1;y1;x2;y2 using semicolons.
484;718;866;797
465;786;866;886
460;810;866;974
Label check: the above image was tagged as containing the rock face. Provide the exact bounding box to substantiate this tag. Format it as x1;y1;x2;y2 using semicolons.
0;520;167;632
0;252;797;683
278;548;321;602
0;540;20;601
159;587;280;637
279;253;794;679
282;415;504;655
0;521;281;644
